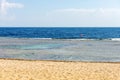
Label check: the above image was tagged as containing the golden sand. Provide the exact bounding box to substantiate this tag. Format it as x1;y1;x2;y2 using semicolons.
0;59;120;80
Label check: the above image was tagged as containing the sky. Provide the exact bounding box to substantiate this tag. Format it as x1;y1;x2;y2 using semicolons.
0;0;120;27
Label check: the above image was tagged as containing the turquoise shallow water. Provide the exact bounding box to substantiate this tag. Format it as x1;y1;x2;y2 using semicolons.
0;43;66;50
0;38;120;62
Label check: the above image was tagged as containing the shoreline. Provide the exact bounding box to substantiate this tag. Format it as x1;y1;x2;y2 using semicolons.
1;58;120;64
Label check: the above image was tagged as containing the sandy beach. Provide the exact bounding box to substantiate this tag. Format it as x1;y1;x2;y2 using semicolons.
0;59;120;80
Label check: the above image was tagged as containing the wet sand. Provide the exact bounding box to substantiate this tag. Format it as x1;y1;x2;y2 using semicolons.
0;59;120;80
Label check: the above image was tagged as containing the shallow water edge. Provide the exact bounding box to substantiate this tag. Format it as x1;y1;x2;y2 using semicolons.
0;37;120;62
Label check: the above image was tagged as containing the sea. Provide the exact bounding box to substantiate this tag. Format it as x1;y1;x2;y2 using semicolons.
0;27;120;40
0;27;120;62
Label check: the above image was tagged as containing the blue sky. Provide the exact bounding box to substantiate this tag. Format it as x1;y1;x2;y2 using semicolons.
0;0;120;27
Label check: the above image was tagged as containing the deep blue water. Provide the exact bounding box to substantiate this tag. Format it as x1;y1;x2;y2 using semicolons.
0;27;120;39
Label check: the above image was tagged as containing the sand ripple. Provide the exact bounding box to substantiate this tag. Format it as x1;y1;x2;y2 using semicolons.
0;59;120;80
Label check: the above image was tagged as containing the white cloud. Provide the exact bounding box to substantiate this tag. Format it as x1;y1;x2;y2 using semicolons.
45;8;120;27
55;8;95;13
53;8;120;15
0;0;24;15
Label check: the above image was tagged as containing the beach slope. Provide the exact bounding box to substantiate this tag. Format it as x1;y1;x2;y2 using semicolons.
0;59;120;80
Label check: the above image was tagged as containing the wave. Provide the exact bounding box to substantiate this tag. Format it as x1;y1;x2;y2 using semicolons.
110;38;120;41
38;38;120;41
0;37;53;40
1;37;120;41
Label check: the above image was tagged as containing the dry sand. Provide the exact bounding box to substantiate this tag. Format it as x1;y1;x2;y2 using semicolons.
0;59;120;80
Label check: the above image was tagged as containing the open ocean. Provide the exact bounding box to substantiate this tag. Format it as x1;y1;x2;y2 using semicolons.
0;27;120;62
0;27;120;40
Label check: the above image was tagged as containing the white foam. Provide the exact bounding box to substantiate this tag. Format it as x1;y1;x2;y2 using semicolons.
69;39;94;41
32;38;52;40
0;37;53;40
63;38;103;41
111;38;120;41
